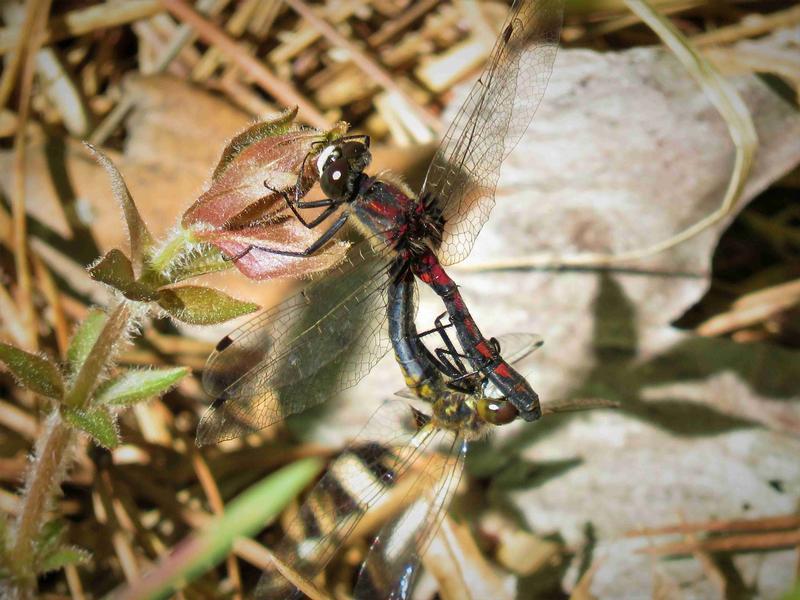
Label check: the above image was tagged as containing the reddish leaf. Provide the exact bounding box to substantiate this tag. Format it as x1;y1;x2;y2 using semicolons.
182;121;347;229
194;216;350;280
212;106;298;180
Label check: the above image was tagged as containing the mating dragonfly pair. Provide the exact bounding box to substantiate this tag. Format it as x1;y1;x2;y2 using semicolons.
197;0;564;597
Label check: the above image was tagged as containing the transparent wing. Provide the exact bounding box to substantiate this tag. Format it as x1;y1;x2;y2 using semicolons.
352;434;467;600
197;242;399;445
494;332;543;365
255;401;452;599
420;0;564;265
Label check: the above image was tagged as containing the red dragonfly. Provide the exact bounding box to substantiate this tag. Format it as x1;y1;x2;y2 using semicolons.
198;0;564;446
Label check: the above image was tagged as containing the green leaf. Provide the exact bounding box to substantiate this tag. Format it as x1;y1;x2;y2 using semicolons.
38;519;65;543
0;343;63;399
157;286;259;325
168;247;231;283
116;457;324;599
85;143;154;270
40;545;90;574
88;248;134;288
62;406;120;448
33;519;67;572
95;367;189;406
67;309;108;376
88;249;156;301
0;513;8;554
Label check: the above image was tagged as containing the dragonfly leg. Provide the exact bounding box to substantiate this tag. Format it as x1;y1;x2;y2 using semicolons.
432;312;471;376
415;313;484;395
235;212;349;260
415;314;452;341
416;315;463;379
264;180;345;229
444;368;483;393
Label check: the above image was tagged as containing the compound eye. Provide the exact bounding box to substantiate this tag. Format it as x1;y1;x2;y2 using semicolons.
316;145;340;175
320;156;350;198
340;140;365;159
477;398;518;426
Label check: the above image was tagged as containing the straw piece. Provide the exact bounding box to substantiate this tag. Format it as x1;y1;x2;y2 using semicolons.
160;0;329;129
0;0;162;55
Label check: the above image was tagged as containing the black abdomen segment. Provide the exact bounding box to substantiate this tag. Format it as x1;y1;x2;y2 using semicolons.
387;268;445;403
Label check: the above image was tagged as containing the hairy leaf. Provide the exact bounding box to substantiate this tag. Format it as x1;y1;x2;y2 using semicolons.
88;249;156;300
212;106;299;180
167;246;231;283
0;343;63;399
85;143;154;270
62;406;120;448
33;519;66;569
67;309;108;376
88;248;134;288
32;519;90;574
95;367;189;406
40;545;91;574
157;286;259;325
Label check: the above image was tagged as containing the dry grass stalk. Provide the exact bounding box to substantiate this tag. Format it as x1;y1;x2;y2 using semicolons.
283;0;441;137
160;0;329;128
0;0;162;55
697;278;800;336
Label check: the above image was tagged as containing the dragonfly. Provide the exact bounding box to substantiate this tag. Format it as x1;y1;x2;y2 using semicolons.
197;0;564;445
255;268;544;599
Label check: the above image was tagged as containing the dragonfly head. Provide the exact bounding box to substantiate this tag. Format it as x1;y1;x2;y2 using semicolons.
316;138;372;200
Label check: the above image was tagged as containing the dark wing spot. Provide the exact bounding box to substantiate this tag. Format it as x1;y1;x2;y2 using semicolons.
503;23;514;44
410;407;431;430
215;336;233;352
211;396;227;409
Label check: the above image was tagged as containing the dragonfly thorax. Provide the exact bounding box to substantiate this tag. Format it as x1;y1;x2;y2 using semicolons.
430;394;491;440
317;139;371;201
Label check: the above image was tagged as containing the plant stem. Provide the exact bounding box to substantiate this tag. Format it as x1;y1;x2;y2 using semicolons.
9;413;73;594
11;300;134;593
62;302;131;408
147;228;190;276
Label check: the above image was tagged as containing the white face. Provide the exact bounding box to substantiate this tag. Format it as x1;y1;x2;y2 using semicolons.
316;144;338;175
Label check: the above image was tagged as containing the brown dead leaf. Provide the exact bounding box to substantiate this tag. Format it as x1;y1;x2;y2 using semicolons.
423;514;513;600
